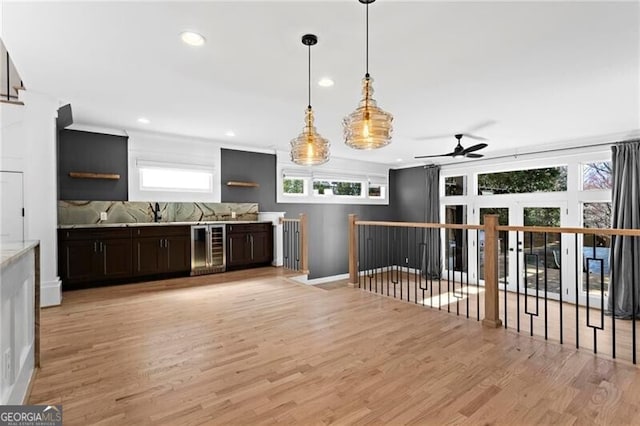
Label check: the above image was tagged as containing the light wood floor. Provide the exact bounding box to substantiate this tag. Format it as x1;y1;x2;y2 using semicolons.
357;272;640;364
30;268;640;425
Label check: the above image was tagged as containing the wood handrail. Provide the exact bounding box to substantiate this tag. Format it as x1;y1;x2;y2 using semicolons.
355;220;483;230
497;225;640;236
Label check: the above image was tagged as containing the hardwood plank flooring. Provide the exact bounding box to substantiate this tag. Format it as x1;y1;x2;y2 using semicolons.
30;268;640;425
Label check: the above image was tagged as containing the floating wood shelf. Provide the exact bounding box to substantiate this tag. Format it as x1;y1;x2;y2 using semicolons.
226;181;260;188
69;172;121;180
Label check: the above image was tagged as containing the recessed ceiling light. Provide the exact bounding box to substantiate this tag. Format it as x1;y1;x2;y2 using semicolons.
225;130;236;137
396;158;403;162
180;31;206;47
137;117;150;124
318;77;334;87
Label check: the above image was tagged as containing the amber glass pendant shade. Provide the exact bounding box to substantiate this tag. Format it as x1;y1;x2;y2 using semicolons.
344;0;393;150
343;75;393;150
290;106;330;165
290;34;330;165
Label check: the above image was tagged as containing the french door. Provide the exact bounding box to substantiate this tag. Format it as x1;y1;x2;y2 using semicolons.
471;200;574;303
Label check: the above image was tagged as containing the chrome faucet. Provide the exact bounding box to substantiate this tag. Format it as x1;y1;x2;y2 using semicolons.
153;202;162;222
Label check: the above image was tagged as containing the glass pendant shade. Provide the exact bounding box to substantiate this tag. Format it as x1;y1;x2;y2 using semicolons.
344;75;393;150
290;106;330;165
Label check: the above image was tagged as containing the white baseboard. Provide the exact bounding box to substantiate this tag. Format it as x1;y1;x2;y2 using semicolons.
291;273;349;286
41;278;61;307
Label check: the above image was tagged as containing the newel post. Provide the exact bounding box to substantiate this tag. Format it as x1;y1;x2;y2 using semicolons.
482;214;503;328
348;214;358;288
299;213;309;274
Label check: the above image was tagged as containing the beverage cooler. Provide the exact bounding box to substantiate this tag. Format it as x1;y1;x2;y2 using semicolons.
191;225;226;275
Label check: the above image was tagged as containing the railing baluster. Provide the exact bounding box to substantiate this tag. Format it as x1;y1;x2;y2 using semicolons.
516;231;521;333
559;236;563;344
575;234;579;349
544;232;548;340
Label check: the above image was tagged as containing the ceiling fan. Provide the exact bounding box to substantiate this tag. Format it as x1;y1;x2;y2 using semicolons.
415;134;488;159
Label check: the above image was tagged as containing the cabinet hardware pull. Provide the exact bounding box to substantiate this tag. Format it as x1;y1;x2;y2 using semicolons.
94;241;97;252
99;241;103;252
250;235;254;259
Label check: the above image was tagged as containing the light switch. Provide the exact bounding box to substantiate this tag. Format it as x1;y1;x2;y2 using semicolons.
100;212;108;221
231;211;237;219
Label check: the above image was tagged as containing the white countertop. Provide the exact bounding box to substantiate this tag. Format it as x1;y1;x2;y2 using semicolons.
1;240;39;269
58;221;271;229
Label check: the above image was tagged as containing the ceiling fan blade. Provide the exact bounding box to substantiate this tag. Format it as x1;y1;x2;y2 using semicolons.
414;152;455;159
462;134;488;142
465;119;496;133
413;133;452;141
461;143;488;154
465;153;484;158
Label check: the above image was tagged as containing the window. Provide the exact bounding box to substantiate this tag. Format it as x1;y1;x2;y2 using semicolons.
583;161;612;190
139;166;213;192
445;205;467;272
278;161;388;204
478;166;567;195
313;180;363;197
368;184;385;198
283;177;307;195
445;176;467;196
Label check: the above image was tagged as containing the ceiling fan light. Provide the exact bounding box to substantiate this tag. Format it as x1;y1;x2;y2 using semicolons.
291;107;330;165
343;76;393;150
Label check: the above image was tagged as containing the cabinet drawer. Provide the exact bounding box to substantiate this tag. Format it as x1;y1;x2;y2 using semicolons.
226;223;271;234
132;226;190;238
59;227;131;240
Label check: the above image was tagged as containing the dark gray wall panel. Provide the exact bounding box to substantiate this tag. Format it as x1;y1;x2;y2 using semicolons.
221;149;395;278
58;130;128;201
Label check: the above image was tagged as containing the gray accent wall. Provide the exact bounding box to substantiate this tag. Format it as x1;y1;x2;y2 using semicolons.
221;149;427;279
58;129;128;201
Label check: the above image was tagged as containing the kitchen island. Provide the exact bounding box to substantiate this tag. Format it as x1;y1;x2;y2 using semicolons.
0;240;40;404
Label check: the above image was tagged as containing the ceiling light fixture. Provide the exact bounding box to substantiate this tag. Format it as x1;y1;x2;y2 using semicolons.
180;31;205;47
343;0;393;150
318;77;334;87
225;130;236;137
290;34;330;166
137;117;150;124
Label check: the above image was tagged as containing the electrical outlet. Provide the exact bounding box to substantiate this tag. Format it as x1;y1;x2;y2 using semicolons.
3;348;12;382
100;212;108;221
231;211;237;219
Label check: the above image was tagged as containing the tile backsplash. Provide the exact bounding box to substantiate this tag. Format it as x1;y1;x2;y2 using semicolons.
58;201;258;225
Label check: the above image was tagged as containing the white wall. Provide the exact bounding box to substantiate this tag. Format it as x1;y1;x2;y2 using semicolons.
127;130;222;202
0;92;61;306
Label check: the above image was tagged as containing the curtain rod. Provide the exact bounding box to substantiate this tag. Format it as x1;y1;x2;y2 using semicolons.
442;138;639;167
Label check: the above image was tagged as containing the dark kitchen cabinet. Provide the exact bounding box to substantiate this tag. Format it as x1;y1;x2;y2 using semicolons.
58;228;133;286
226;223;273;270
132;226;190;275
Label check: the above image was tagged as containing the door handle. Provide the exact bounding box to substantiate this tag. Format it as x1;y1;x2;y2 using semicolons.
250;235;254;259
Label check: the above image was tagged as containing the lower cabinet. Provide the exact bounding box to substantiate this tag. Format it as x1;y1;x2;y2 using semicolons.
133;227;190;275
226;223;273;270
59;226;190;288
58;228;133;286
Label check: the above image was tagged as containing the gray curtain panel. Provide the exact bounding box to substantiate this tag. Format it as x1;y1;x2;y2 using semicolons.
422;166;442;278
607;140;640;319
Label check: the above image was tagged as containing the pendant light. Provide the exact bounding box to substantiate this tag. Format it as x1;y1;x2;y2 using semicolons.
290;34;330;165
343;0;393;150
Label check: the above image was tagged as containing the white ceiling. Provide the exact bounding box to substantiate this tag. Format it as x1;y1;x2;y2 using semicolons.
2;1;639;166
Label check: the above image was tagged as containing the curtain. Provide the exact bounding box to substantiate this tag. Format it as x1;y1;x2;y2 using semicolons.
422;166;442;278
607;140;640;319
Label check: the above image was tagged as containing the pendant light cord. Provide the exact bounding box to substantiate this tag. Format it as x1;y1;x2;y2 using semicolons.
365;1;369;78
308;43;312;109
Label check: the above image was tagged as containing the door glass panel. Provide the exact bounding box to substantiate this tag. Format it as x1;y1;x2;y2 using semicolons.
445;205;467;272
479;208;509;284
523;208;561;293
583;202;611;295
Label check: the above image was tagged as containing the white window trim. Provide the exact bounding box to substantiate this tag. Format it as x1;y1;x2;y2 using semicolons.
277;154;390;205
